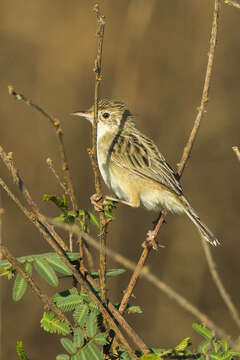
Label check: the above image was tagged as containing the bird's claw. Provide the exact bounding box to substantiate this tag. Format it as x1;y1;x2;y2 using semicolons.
142;230;159;251
90;193;104;212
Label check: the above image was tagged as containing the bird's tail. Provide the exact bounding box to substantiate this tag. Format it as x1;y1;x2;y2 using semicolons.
180;196;220;246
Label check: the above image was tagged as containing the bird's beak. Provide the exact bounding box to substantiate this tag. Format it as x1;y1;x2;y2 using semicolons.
70;110;93;123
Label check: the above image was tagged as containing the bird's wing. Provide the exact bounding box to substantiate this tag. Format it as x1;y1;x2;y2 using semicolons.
110;130;183;196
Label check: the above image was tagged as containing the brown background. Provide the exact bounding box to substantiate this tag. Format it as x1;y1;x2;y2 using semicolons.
1;1;240;359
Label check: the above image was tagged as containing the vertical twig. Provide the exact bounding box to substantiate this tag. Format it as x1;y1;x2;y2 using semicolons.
90;4;108;304
117;0;221;319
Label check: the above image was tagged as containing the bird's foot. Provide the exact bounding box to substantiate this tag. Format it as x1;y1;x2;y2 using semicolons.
142;230;159;251
90;193;104;212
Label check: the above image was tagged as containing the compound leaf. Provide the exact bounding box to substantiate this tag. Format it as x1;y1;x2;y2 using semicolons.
34;258;58;287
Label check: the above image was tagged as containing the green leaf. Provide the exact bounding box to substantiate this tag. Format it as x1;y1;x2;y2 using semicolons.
198;340;211;355
127;305;143;314
56;355;70;360
41;312;71;335
74;346;91;360
94;332;109;346
73;327;84;348
46;256;72;275
89;302;99;315
175;337;191;351
210;353;227;360
89;212;100;228
55;294;83;312
140;355;159;360
104;208;115;219
73;304;89;325
16;341;29;360
212;338;220;353
34;258;58;287
192;323;212;340
86;311;97;338
79;291;92;303
219;339;228;352
86;343;104;360
90;268;126;279
60;338;77;355
118;349;132;360
13;263;32;301
43;194;68;211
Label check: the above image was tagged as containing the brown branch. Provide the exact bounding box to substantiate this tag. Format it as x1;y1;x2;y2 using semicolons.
117;0;221;324
0;244;73;330
224;0;240;9
50;220;238;348
201;240;240;329
89;4;108;304
232;146;240;161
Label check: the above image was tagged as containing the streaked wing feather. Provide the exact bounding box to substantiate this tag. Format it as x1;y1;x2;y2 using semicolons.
111;131;183;196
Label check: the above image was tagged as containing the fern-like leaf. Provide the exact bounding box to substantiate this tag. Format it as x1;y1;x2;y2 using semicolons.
86;311;97;338
40;312;71;335
56;355;70;360
73;327;84;348
73;304;89;325
13;263;32;301
16;341;29;360
55;294;83;312
60;338;77;355
34;258;58;287
46;256;72;275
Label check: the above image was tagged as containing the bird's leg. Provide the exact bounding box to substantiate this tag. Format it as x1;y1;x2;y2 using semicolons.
104;196;136;207
142;212;166;251
142;230;159;251
90;194;134;212
90;193;104;212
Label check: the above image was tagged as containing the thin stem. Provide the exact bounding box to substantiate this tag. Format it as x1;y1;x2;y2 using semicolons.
0;245;73;330
90;4;108;304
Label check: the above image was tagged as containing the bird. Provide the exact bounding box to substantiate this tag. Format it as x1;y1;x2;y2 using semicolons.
72;98;220;246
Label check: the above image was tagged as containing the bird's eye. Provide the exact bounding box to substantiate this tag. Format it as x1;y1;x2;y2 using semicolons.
102;112;110;119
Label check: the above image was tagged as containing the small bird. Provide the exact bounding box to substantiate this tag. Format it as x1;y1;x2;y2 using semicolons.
73;98;219;246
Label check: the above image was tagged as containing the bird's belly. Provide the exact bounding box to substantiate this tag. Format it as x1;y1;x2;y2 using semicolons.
140;188;184;213
97;150;130;202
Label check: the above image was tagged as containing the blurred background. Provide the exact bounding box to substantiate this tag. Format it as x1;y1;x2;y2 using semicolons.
1;0;240;358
